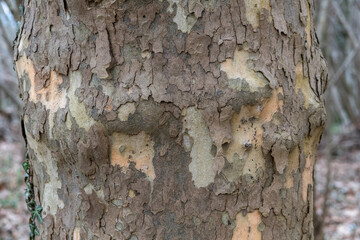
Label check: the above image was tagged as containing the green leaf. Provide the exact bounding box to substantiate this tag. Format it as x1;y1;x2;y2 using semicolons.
35;205;43;212
23;161;30;170
31;207;43;224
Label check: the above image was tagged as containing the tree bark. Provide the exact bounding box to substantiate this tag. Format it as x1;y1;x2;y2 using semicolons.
14;0;327;239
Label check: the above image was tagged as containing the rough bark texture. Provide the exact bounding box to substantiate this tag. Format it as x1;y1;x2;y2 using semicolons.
14;0;327;239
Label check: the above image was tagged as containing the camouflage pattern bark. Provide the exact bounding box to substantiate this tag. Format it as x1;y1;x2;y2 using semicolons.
14;0;327;239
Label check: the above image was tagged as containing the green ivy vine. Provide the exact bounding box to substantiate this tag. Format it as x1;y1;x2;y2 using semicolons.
23;150;43;239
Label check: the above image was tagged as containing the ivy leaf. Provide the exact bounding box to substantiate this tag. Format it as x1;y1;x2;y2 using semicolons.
23;161;30;171
35;205;43;224
31;211;43;224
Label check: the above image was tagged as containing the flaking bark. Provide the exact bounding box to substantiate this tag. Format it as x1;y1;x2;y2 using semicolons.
14;0;327;239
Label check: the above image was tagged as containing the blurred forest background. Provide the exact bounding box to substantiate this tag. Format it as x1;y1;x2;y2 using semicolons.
0;0;359;239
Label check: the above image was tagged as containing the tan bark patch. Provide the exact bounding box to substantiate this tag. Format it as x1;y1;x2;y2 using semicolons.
302;155;313;202
295;62;318;108
16;55;67;137
232;211;262;240
110;131;155;181
118;102;136;121
303;127;323;156
105;98;113;112
301;127;323;201
182;107;216;188
221;49;267;92
15;55;35;90
244;0;271;29
128;189;136;198
141;51;152;59
224;89;283;181
73;227;81;240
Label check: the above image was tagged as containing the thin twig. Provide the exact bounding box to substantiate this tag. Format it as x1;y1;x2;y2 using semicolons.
329;42;360;87
331;0;358;46
316;0;330;43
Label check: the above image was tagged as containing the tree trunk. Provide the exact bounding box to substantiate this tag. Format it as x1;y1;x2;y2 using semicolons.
14;0;327;239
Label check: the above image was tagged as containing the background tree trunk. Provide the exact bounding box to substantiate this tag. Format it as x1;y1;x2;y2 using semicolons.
14;0;327;239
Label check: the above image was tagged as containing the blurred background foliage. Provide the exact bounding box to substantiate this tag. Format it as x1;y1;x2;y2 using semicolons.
0;0;359;239
315;0;360;130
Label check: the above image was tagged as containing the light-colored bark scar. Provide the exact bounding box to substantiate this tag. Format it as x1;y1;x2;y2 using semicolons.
301;127;323;201
16;55;67;138
220;49;267;92
110;131;155;182
84;183;105;200
17;35;29;53
118;102;136;121
73;227;81;240
244;0;271;29
26;133;64;216
295;62;318;109
182;107;216;188
232;210;262;240
224;89;283;182
165;0;198;33
302;155;313;202
68;71;96;131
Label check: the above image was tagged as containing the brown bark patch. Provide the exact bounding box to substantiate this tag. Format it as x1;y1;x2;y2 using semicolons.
285;146;300;188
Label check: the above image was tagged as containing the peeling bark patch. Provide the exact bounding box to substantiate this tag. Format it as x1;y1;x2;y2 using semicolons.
15;55;35;95
244;0;271;29
302;127;323;201
232;210;262;240
183;107;215;188
165;0;199;33
118;102;136;121
17;35;29;53
110;131;155;181
68;71;96;131
295;63;318;108
73;227;82;240
16;55;67;137
27;134;64;216
14;0;327;237
302;155;313;202
224;89;283;182
221;49;267;92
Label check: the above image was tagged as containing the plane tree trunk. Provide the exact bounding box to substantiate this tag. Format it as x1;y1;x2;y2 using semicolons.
14;0;327;239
